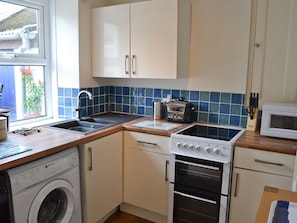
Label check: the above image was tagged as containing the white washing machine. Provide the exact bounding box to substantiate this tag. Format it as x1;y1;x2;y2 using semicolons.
8;147;82;223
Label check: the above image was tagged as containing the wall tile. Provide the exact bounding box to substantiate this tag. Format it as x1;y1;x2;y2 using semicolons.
57;86;249;127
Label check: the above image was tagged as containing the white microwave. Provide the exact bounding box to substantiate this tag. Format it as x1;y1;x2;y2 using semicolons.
260;103;297;140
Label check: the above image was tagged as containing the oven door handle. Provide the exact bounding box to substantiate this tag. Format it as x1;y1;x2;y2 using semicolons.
174;191;217;205
175;160;220;171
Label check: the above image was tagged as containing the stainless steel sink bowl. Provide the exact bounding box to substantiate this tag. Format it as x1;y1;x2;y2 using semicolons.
46;120;111;134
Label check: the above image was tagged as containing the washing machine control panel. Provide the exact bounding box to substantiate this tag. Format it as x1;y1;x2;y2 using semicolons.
9;149;79;194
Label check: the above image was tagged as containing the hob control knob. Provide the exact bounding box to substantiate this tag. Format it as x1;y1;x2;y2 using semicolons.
183;143;189;149
205;147;212;153
195;145;201;151
214;149;220;155
176;142;182;149
189;144;195;150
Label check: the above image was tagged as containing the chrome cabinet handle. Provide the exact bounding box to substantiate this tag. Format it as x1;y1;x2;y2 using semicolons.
132;55;136;75
165;160;169;182
234;173;239;197
254;159;284;166
174;191;217;204
88;147;93;171
136;140;158;147
125;55;129;75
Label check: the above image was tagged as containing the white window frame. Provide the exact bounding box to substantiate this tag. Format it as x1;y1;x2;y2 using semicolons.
0;0;55;127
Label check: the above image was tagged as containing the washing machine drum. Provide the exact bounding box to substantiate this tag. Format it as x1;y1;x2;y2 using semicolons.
28;180;75;223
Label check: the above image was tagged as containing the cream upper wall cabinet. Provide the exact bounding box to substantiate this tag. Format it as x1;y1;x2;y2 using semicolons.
246;0;297;107
92;0;191;79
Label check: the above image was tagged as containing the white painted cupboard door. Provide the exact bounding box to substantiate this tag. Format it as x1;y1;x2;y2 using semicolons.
229;168;293;223
249;0;297;106
124;143;170;215
130;0;179;79
79;132;123;223
92;5;130;78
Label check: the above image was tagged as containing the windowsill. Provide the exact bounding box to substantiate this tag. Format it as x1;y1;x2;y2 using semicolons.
9;117;65;133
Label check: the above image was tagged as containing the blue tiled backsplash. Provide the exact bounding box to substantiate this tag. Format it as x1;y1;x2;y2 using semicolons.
58;86;248;127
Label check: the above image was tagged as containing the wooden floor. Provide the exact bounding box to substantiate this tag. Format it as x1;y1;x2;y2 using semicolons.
105;210;154;223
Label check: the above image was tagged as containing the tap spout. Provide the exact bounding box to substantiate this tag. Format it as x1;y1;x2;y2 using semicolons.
76;90;93;119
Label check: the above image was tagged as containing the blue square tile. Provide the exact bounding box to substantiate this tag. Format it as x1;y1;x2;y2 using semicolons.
65;107;73;117
231;104;241;115
210;103;219;113
209;114;218;124
219;114;229;125
240;116;247;127
58;107;64;116
116;96;122;103
100;96;104;103
116;104;122;112
231;94;242;104
58;97;64;106
220;104;230;114
104;86;109;94
105;95;109;103
162;89;171;99
146;97;153;106
65;88;72;97
110;104;115;111
172;90;180;100
146;88;153;97
93;96;99;105
138;106;145;115
200;92;210;102
221;93;231;103
99;86;104;95
138;88;145;96
190;91;199;101
210;92;220;102
123;87;129;96
72;88;79;97
131;87;137;96
109;95;115;103
146;107;153;116
199;112;208;122
199;102;209;112
130;106;137;114
65;98;72;107
100;104;105;113
123;105;129;113
123;96;129;104
110;86;115;94
230;115;240;126
154;89;162;98
138;97;145;106
242;106;248;116
181;90;189;101
58;88;64;96
116;86;122;95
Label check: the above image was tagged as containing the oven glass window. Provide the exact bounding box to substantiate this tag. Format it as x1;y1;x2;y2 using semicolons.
178;125;240;141
37;189;67;223
271;115;297;130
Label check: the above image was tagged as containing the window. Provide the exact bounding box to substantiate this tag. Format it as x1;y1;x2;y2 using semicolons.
0;0;52;125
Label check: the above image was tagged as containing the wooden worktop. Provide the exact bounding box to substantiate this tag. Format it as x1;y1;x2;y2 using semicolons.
254;186;297;223
0;117;189;171
235;130;297;155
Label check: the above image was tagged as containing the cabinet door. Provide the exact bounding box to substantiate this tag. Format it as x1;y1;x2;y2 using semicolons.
79;132;123;223
247;0;297;106
92;5;130;78
124;131;170;216
229;168;293;223
130;0;189;79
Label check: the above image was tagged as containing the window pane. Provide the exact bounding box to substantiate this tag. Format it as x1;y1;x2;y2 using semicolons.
0;65;45;122
0;1;40;54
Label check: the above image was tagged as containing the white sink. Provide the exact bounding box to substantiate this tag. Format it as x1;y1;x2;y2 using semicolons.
132;120;181;131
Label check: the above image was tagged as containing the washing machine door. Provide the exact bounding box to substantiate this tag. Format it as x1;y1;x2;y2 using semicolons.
28;179;75;223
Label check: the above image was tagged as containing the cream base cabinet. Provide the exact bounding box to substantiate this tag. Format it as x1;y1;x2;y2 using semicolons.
79;132;123;223
92;0;191;79
229;147;295;223
123;131;170;216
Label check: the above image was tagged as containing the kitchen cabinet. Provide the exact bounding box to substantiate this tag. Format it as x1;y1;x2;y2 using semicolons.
229;146;295;223
79;131;123;223
92;0;191;79
246;0;297;107
123;131;170;217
